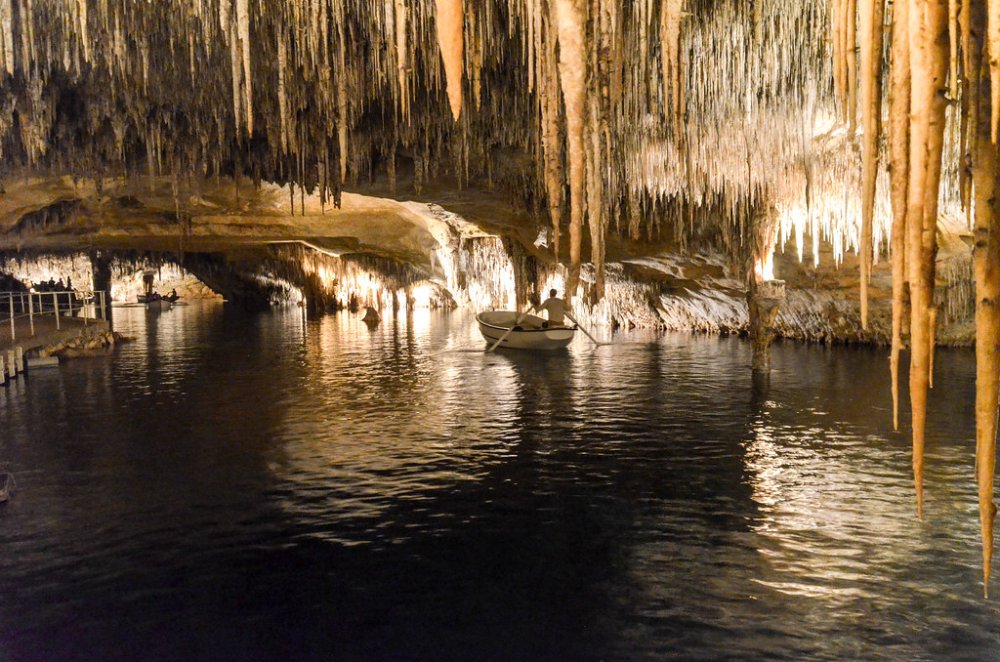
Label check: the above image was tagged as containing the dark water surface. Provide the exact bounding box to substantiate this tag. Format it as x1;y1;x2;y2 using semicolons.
1;303;998;660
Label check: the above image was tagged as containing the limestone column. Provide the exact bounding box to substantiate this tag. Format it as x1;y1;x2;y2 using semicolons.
747;277;786;376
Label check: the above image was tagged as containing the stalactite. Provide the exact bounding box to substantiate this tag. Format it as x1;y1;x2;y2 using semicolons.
859;0;884;330
974;154;1000;596
336;12;350;184
970;0;1000;597
991;0;1000;140
948;0;958;99
435;0;464;121
277;30;289;154
77;0;89;63
0;0;13;75
833;0;845;117
540;14;563;264
554;0;587;296
846;0;858;132
929;304;938;387
660;0;683;138
236;0;253;135
905;0;949;520
394;0;409;120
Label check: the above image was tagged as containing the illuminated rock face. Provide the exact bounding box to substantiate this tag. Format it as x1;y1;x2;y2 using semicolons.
0;185;977;346
0;252;220;302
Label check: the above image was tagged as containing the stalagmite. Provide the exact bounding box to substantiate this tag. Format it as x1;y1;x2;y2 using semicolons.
554;0;586;296
435;0;465;121
859;0;885;329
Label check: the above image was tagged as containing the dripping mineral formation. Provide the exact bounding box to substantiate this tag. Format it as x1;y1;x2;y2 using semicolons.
0;0;997;595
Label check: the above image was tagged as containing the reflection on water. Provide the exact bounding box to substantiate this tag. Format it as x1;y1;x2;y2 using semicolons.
1;304;998;660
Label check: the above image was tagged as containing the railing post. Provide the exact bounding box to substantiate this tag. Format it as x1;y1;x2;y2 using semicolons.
53;291;60;330
28;292;34;336
82;291;88;326
8;294;14;342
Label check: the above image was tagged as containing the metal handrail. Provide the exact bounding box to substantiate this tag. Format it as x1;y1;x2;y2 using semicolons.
1;290;108;342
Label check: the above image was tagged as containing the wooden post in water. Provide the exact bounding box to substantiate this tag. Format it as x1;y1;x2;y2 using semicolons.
7;350;16;378
0;353;6;386
15;346;23;373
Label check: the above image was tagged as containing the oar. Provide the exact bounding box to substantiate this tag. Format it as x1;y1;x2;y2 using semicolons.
486;311;526;352
569;315;611;347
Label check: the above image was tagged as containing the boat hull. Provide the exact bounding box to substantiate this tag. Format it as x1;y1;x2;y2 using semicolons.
477;311;575;350
138;295;173;310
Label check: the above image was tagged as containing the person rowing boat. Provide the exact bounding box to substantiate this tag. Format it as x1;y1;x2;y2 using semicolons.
525;289;577;329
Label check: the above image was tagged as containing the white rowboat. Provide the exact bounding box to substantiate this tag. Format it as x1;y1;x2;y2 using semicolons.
476;311;576;350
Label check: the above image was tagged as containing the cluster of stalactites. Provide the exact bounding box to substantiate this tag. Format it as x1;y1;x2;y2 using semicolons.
832;0;1000;597
0;0;517;211
0;0;729;301
626;0;869;266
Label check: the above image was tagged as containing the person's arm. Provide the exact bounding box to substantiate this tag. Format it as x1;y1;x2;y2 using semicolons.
565;308;578;326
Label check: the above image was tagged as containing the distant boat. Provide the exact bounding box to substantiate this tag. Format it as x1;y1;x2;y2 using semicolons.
137;293;173;309
0;473;14;503
477;311;576;350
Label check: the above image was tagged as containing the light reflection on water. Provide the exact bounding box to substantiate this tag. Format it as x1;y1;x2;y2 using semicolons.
0;303;998;660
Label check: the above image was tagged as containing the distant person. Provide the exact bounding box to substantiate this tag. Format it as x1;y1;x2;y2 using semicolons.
47;278;56;291
527;289;577;328
55;278;65;291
